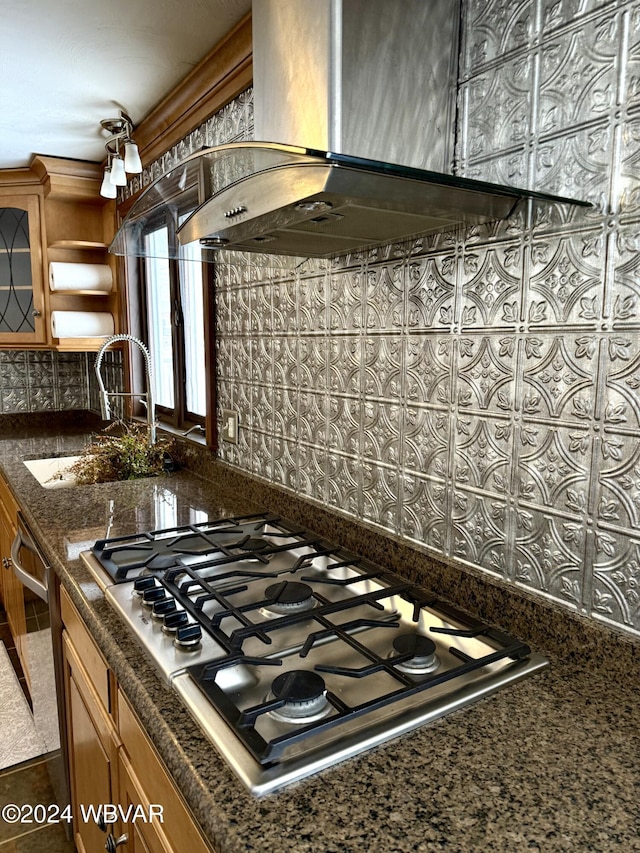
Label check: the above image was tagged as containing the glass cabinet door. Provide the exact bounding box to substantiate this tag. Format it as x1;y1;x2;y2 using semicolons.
0;195;46;344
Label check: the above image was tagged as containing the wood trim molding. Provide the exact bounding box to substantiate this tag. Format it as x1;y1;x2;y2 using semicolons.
132;13;252;169
30;155;103;200
0;167;42;190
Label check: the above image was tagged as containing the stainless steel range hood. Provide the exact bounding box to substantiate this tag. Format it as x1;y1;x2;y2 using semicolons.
110;0;590;261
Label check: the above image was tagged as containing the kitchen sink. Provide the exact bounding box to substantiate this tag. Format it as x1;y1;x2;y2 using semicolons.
23;456;82;489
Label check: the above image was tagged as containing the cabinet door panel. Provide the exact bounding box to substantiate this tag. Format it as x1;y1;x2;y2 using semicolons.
0;504;27;679
118;693;214;853
0;195;46;345
60;586;111;713
63;630;118;853
68;675;112;853
118;750;173;853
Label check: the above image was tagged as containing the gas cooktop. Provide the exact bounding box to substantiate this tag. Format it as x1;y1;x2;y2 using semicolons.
82;512;548;796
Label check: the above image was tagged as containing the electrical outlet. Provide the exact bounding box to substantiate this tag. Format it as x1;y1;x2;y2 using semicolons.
221;409;239;444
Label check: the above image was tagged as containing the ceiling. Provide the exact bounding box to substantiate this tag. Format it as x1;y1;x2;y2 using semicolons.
0;0;252;170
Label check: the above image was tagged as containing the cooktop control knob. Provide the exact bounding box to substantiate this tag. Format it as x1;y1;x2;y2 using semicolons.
162;610;189;634
142;586;166;607
174;623;202;650
152;598;177;620
133;576;156;595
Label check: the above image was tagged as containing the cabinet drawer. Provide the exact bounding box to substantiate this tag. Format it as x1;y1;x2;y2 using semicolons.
118;691;214;853
60;585;111;713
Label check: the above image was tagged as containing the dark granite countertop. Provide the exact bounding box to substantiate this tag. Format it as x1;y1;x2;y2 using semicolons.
2;416;640;853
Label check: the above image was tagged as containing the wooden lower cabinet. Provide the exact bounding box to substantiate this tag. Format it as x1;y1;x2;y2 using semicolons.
0;479;29;686
117;749;173;853
117;693;214;853
0;504;21;641
63;631;119;853
60;588;215;853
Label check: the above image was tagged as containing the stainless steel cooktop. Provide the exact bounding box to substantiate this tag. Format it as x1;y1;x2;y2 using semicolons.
81;512;548;796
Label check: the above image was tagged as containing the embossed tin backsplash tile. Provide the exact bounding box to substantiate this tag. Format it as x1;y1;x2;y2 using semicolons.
0;351;92;414
215;2;640;639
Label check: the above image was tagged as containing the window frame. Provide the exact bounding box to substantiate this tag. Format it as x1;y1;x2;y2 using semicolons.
128;192;216;444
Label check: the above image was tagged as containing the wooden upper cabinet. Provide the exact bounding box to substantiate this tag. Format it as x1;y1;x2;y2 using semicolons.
0;191;47;345
32;155;121;351
0;157;121;350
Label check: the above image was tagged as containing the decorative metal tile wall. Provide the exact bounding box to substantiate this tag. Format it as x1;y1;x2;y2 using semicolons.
88;349;125;419
0;351;92;413
212;1;640;640
119;90;254;202
98;7;637;638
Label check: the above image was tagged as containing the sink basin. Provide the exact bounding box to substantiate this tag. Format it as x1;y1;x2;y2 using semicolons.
23;456;83;489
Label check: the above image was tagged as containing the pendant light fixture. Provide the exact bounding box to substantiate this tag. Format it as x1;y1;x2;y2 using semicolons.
123;140;143;174
110;153;127;186
99;160;118;199
99;111;142;198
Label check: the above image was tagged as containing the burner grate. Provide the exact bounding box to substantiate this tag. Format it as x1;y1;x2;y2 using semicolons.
160;546;408;653
92;509;543;789
91;513;308;581
187;606;532;765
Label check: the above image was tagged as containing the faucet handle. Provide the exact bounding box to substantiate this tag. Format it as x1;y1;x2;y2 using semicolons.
182;424;205;437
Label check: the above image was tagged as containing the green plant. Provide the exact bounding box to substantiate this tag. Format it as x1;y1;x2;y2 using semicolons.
70;421;175;485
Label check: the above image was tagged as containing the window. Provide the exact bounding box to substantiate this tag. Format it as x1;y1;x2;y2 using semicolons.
143;227;175;410
178;222;207;418
136;202;212;435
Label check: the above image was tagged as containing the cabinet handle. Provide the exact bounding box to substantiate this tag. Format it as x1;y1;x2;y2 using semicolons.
11;530;48;602
105;833;128;852
32;309;41;317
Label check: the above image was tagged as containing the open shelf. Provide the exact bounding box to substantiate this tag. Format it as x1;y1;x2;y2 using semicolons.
54;336;116;352
50;290;112;297
48;239;109;250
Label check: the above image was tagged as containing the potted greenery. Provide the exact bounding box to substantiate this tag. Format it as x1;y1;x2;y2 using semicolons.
69;421;176;485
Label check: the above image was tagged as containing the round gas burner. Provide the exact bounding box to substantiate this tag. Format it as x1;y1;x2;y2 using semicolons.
262;581;315;616
240;537;271;552
391;633;440;675
268;670;331;724
147;553;181;570
170;533;220;556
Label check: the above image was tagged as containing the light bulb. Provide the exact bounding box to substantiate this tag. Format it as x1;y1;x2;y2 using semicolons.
124;140;142;174
100;168;117;198
110;155;127;186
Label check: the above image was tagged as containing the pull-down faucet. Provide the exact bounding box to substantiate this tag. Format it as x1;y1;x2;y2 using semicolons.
95;334;156;445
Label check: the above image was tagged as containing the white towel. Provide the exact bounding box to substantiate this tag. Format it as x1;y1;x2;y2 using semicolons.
50;311;114;338
49;262;113;292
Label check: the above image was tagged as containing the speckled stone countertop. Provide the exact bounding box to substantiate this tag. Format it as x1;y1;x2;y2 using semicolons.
3;415;640;853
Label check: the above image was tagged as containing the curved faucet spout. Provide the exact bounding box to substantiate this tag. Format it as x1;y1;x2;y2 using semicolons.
95;334;156;445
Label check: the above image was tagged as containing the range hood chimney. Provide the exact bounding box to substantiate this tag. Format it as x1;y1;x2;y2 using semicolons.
252;0;459;173
110;0;590;261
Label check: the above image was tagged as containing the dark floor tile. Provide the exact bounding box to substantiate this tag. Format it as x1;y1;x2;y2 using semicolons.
0;609;7;626
35;613;50;631
0;625;13;650
0;754;48;779
31;601;48;617
0;822;76;851
6;648;21;675
24;618;38;636
0;760;60;844
23;602;45;621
